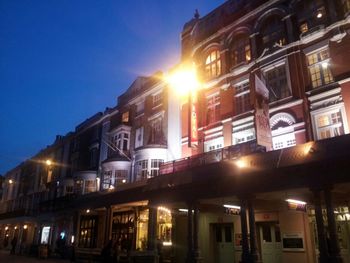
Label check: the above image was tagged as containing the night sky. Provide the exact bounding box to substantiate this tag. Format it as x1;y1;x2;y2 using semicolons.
0;1;224;174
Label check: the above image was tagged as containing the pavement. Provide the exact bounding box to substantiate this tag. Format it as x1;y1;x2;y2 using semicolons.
0;249;71;263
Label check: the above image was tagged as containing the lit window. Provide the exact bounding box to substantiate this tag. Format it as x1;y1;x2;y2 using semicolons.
300;22;309;34
79;216;98;248
205;50;221;78
313;108;346;140
272;133;296;150
232;126;255;145
342;0;350;14
204;137;224;152
84;180;96;193
122;111;129;123
150;159;164;177
232;35;251;66
115;170;128;185
207;94;220;124
307;49;333;88
264;64;291;102
234;81;250;115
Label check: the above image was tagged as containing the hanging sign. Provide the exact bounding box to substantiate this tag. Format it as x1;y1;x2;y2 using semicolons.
188;90;198;147
254;74;272;151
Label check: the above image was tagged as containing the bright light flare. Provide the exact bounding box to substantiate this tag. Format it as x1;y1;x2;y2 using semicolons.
235;159;247;169
8;179;13;184
223;204;241;210
46;159;52;166
23;225;28;229
286;199;307;205
166;66;199;98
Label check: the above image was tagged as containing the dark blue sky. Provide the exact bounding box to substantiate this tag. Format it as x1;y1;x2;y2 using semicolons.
0;0;224;174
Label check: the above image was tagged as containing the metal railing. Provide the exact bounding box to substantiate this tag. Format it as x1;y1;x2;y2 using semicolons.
160;141;265;175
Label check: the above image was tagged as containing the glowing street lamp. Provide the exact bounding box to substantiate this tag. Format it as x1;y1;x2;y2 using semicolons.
45;159;52;166
166;64;200;147
8;179;13;184
166;65;199;98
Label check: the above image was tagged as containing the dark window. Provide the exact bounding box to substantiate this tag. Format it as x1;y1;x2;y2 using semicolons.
232;34;251;66
260;16;286;52
264;64;290;102
207;94;220;124
262;225;272;242
225;226;232;242
215;225;222;242
235;81;250;114
275;225;281;242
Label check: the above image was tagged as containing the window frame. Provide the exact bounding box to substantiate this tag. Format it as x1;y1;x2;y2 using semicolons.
231;34;251;66
311;103;349;140
306;48;333;89
207;93;221;125
205;49;222;79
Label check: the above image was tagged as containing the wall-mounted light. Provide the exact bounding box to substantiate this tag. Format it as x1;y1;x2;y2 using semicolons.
122;179;126;183
23;225;28;230
286;199;307;205
322;62;329;69
316;10;323;19
8;179;13;184
46;159;52;166
5;226;9;231
223;204;241;210
86;209;90;213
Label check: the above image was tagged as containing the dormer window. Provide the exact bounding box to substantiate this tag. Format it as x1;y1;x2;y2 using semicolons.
205;50;221;78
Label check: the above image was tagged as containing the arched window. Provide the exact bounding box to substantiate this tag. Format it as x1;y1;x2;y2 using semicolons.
231;34;251;66
205;50;221;78
260;16;287;51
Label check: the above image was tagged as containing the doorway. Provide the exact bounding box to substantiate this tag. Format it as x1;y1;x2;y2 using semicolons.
213;223;235;263
258;223;282;263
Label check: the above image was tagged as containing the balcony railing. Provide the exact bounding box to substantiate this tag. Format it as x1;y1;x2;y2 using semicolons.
160;141;266;175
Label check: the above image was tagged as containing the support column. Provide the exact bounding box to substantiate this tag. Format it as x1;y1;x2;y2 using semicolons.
313;189;329;263
240;199;250;263
250;33;259;60
324;188;343;263
104;206;112;244
283;15;295;43
186;202;193;263
193;203;201;263
147;206;157;251
248;199;261;263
